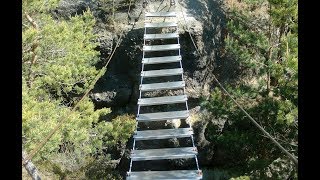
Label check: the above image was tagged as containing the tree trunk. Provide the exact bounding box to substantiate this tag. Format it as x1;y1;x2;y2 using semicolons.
22;150;41;180
267;47;273;94
24;12;39;88
286;38;289;59
277;25;285;62
266;3;272;94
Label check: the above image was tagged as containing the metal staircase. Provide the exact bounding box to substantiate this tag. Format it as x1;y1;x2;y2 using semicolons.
127;2;202;179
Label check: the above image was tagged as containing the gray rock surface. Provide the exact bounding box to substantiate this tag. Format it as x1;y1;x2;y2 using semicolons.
53;0;93;19
90;74;133;107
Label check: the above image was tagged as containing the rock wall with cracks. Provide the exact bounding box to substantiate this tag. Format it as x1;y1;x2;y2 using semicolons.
90;0;230;109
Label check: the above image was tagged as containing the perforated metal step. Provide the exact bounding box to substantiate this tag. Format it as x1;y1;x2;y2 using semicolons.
145;22;177;28
134;128;193;140
145;12;176;17
131;147;197;161
140;81;185;91
143;44;180;52
141;68;183;77
142;55;181;64
137;110;189;122
144;33;179;40
138;95;187;106
127;170;203;180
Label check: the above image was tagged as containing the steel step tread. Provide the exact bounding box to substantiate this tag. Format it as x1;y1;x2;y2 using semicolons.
144;33;179;40
127;170;202;180
138;95;187;106
142;55;181;64
143;44;180;52
130;147;197;161
144;22;177;28
134;128;193;140
137;110;189;122
141;68;183;77
145;12;176;17
140;81;185;91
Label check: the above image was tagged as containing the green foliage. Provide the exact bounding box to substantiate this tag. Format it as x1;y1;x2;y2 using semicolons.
230;176;250;180
225;13;269;76
202;0;298;178
85;154;123;179
201;87;235;117
95;0;114;14
103;114;136;147
22;1;135;178
276;99;297;125
22;81;64;161
203;89;297;176
23;79;111;163
94;0;137;23
273;32;298;105
22;0;60;13
83;115;135;179
268;0;298;31
22;8;105;164
23;10;100;99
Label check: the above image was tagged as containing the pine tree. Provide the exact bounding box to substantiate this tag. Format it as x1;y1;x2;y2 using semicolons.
202;0;298;178
22;0;135;178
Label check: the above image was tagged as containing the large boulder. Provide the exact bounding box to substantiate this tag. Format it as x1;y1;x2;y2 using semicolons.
90;74;133;107
93;28;114;63
52;0;93;19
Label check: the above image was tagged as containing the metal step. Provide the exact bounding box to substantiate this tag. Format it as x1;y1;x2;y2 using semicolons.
144;33;179;40
145;12;176;17
141;68;183;78
145;22;177;28
127;170;202;180
137;110;189;122
138;95;187;106
143;44;180;52
134;128;193;140
131;147;197;161
142;55;181;64
140;81;185;91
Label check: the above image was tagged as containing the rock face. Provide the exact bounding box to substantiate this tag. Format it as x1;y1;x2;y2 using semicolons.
52;0;228;105
94;28;114;63
90;28;143;108
90;74;133;107
53;0;138;108
53;0;226;110
52;0;93;19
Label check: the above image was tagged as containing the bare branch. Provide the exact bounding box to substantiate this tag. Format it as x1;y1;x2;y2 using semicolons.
24;12;40;88
25;12;39;29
